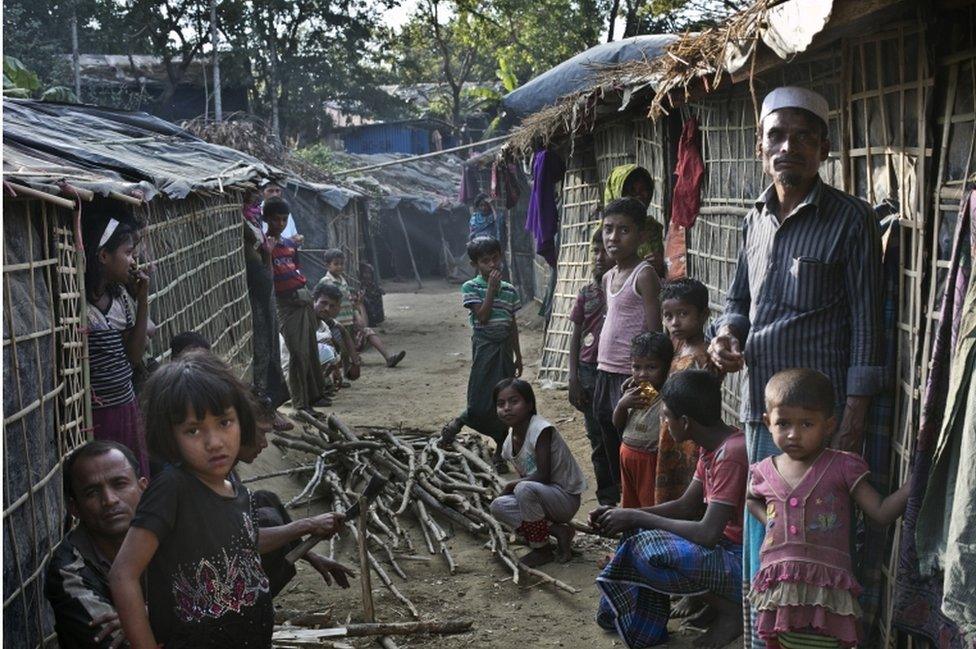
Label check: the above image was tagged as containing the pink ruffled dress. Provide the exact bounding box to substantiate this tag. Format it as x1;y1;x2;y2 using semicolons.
748;449;870;647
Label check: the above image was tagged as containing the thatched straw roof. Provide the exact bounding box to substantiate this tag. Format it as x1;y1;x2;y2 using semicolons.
503;0;845;154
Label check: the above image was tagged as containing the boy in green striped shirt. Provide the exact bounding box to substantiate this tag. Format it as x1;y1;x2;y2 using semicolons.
440;237;523;473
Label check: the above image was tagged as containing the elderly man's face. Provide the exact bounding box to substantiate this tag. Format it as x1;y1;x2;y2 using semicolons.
759;108;829;187
68;450;147;541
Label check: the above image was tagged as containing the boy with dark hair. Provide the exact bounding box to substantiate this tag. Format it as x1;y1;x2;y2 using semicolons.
315;248;404;368
439;236;523;472
265;197;329;415
313;282;362;383
237;389;355;596
169;331;211;358
656;277;720;506
591;369;746;648
568;225;616;505
613;332;674;508
593;198;663;504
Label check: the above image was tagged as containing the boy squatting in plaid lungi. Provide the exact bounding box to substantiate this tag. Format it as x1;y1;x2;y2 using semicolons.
590;370;748;648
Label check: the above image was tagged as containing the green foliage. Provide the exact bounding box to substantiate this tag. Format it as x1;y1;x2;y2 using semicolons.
41;86;79;102
3;56;40;96
294;143;345;173
496;56;518;93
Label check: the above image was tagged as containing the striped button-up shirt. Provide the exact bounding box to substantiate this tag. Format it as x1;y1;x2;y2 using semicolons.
718;176;884;421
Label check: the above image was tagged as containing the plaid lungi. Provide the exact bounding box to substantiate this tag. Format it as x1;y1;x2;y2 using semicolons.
596;529;742;648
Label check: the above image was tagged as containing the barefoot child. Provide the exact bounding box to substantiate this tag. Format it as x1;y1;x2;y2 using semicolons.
747;369;909;648
109;353;345;649
440;237;523;473
313;283;363;386
567;224;616;505
613;332;674;508
316;248;405;368
592;369;746;648
594;198;663;503
490;379;586;567
84;214;152;476
265;197;329;416
657;277;720;505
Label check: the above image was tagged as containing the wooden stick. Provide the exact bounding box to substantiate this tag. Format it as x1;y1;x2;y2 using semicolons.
3;181;77;209
239;464;316;484
272;620;472;640
357;498;375;623
395;205;423;290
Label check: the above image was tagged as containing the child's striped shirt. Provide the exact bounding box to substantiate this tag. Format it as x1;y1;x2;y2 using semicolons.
461;275;520;329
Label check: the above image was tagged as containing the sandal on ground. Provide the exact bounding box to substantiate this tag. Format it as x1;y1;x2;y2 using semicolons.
386;351;406;368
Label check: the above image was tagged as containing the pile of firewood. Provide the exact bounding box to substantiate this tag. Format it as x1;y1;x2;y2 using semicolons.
263;411;580;619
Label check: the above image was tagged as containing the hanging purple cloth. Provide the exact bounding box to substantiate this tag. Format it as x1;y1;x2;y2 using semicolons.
458;164;480;204
525;149;565;267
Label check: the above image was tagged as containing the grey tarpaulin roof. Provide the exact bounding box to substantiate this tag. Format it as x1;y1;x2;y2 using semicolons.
333;151;464;214
2;99;279;201
501;35;678;120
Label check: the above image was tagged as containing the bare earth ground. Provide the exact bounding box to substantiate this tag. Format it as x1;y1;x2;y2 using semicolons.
239;282;735;649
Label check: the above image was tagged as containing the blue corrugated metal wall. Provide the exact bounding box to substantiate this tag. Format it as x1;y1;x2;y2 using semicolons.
344;124;432;155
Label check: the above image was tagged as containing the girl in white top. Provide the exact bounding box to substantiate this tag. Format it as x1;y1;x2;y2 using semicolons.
490;379;587;567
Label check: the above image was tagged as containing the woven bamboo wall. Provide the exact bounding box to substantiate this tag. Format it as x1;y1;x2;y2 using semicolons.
634;116;671;232
537;143;602;384
3;199;88;647
685;48;844;421
139;194;252;368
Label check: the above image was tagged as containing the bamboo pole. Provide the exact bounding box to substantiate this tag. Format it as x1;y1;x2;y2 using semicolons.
395;206;423;290
332;135;508;176
357;497;375;623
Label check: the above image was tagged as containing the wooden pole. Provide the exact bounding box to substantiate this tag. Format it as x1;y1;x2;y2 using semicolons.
210;0;222;122
395;206;423;290
357;497;375;623
332;135;508;177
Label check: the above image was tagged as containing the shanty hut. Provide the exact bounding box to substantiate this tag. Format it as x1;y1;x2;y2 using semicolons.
2;99;274;646
502;0;976;645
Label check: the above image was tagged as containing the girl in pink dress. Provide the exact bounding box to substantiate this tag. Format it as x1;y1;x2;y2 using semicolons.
746;369;909;648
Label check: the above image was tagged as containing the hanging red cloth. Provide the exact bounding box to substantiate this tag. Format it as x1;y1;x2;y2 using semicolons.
671;117;704;229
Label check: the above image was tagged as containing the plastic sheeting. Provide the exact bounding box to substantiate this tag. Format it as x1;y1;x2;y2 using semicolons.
3;99;277;200
501;35;678;119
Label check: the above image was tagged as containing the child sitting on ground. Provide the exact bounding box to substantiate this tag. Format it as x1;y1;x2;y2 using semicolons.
83;213;152;477
657;277;721;506
237;390;355;597
439;237;523;473
109;352;345;649
316;248;405;368
593;198;663;504
490;378;586;568
567;223;617;506
591;369;746;649
313;283;362;384
265;197;329;415
613;332;674;508
747;369;909;648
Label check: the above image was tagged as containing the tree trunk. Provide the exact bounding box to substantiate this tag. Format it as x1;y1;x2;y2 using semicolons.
210;0;222;121
607;0;621;42
70;9;82;101
268;28;280;140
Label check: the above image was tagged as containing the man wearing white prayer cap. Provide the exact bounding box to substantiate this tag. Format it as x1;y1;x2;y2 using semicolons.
707;86;885;649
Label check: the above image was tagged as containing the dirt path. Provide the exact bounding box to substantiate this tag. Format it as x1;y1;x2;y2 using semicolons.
240;283;731;648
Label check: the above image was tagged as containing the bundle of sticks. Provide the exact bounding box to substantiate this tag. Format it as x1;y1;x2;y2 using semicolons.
264;411;579;620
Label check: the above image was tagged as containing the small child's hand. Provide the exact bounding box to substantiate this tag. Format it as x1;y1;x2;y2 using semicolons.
292;234;305;247
568;376;589;411
487;269;502;292
90;611;124;648
514;356;523;378
619;385;650;410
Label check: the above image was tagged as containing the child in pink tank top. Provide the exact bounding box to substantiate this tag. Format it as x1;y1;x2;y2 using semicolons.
592;197;663;506
747;369;909;648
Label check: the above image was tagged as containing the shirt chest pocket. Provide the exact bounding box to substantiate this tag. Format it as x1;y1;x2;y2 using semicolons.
783;257;842;312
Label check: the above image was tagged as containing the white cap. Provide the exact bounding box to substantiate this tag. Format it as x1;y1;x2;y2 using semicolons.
760;86;829;127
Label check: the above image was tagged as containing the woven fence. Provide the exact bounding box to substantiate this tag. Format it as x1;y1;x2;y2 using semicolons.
3;198;88;647
139;194;252;369
538;142;603;384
